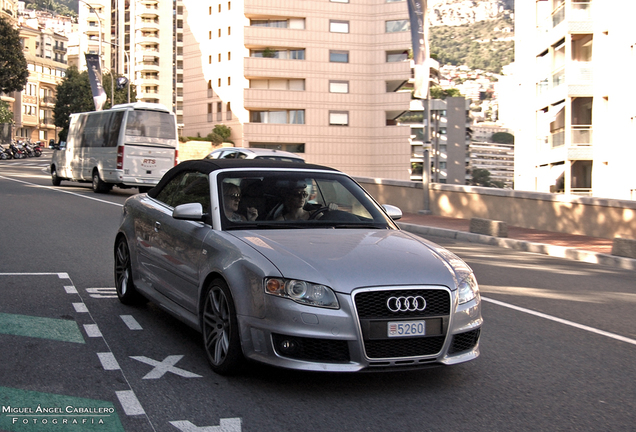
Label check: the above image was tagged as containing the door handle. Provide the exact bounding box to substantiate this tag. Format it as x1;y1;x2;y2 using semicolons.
154;221;161;232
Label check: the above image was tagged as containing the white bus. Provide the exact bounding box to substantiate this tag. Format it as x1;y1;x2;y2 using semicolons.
51;102;178;193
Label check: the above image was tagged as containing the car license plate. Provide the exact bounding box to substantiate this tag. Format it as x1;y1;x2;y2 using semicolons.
387;320;426;337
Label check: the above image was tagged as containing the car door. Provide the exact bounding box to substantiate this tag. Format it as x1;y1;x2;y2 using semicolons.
144;171;212;313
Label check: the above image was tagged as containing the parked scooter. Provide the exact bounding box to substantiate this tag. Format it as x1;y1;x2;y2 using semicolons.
0;144;10;160
21;140;35;157
9;141;24;159
32;141;43;157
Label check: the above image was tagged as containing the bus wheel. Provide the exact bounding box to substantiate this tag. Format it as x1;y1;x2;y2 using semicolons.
92;170;110;193
51;168;62;186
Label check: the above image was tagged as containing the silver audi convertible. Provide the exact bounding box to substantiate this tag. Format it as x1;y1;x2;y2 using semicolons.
114;159;482;374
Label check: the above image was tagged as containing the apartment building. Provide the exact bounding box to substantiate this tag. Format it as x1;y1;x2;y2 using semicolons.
181;0;413;180
406;97;471;184
514;0;636;199
75;0;184;125
469;142;514;187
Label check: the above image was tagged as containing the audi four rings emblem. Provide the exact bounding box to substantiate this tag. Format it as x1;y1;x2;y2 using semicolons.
386;296;427;312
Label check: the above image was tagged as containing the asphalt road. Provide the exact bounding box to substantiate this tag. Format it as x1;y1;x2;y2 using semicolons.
0;156;635;432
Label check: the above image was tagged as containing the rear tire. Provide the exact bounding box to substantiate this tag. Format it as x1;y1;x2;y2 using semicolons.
114;237;145;305
92;170;111;193
51;168;61;186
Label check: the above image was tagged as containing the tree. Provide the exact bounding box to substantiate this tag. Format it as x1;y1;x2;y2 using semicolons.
207;124;232;144
102;71;137;108
0;100;13;124
471;168;492;187
429;85;465;100
0;17;29;94
491;132;514;144
53;66;94;141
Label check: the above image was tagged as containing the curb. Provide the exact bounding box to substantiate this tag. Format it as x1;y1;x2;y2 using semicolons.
398;222;636;272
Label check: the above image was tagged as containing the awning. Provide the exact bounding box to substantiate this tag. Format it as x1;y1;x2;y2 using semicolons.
547;102;566;123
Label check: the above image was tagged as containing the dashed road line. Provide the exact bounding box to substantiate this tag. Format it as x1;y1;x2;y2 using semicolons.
120;315;143;330
84;324;103;338
97;352;122;371
115;390;145;416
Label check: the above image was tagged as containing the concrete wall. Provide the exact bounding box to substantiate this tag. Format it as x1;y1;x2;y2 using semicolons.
354;177;636;240
179;141;215;161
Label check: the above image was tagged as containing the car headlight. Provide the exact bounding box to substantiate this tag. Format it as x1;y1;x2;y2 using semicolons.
432;247;480;305
265;278;339;309
457;273;480;305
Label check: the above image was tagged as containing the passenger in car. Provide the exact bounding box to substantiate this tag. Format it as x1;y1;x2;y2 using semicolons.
223;182;258;222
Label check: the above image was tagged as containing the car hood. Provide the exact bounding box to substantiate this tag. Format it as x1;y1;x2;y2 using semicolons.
231;229;458;294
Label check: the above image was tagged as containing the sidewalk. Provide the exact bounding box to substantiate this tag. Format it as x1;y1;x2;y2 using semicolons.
397;213;636;271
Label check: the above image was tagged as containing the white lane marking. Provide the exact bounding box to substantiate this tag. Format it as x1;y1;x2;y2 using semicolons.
73;302;88;313
64;285;78;294
83;323;103;338
169;418;242;432
115;390;145;416
482;296;636;346
97;352;121;371
120;315;143;330
86;287;118;298
0;175;123;207
130;355;202;379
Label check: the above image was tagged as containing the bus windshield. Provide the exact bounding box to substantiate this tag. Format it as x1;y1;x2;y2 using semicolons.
125;110;176;140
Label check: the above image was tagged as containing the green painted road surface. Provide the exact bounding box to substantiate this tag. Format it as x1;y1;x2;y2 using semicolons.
0;313;85;344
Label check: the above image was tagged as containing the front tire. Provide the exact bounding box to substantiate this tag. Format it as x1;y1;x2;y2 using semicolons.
201;279;244;375
114;237;145;305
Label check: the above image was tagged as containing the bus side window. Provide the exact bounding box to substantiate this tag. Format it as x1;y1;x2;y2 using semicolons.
107;112;124;147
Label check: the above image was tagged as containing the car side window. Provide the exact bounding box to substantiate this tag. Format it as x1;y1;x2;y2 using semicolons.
155;171;211;212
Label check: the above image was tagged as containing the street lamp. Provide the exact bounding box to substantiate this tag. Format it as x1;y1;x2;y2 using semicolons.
101;40;131;104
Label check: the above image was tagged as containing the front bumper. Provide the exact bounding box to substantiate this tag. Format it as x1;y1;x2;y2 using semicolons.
238;286;482;372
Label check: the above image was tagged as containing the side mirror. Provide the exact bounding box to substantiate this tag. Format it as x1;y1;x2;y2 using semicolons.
173;203;206;221
382;204;402;221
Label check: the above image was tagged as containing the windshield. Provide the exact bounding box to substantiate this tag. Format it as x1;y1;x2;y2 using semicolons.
218;170;398;230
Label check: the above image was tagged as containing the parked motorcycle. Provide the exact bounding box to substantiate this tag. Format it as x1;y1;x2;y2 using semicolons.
21;141;35;157
9;141;24;159
0;144;10;160
32;141;42;157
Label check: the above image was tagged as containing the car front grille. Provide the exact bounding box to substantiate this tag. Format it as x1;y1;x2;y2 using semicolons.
353;288;451;360
354;288;450;319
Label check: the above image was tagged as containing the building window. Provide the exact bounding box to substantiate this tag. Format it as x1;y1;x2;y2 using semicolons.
386;19;409;32
227;102;232;120
228;26;231;35
218;78;221;87
228;2;231;10
329;111;349;126
329;80;349;93
386;50;409;62
218;28;221;37
228;77;231;86
228;52;231;60
217;102;222;121
330;20;349;33
329;50;349;63
218;53;221;62
249;110;305;124
250;49;305;60
249;79;305;91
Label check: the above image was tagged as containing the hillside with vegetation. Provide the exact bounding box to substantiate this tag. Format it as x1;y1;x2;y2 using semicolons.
23;0;77;17
430;16;514;74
